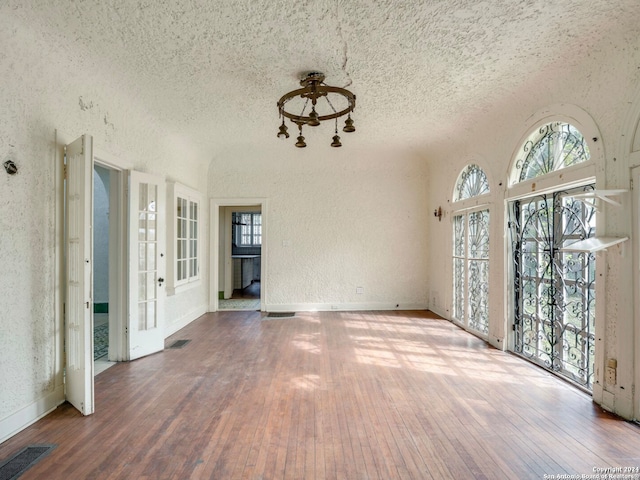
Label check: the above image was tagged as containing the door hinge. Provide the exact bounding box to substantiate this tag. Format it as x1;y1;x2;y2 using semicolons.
630;178;634;191
86;301;90;309
63;146;67;180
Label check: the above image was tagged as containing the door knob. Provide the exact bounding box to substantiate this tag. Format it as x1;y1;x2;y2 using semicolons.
158;277;165;286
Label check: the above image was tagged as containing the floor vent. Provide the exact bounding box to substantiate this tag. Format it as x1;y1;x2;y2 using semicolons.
0;445;56;480
168;340;191;349
266;312;296;318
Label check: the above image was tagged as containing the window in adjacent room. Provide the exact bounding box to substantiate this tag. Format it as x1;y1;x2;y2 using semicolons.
235;212;261;246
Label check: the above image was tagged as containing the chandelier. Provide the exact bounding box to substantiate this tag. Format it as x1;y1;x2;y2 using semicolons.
277;71;356;148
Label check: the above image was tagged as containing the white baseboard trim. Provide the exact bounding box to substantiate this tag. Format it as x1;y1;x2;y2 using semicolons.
610;388;634;420
0;385;65;444
264;302;429;313
428;305;449;319
164;304;207;338
488;336;506;351
592;382;604;404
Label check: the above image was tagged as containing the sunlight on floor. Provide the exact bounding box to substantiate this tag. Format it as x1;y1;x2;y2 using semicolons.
292;374;321;391
292;333;321;354
336;312;580;389
94;358;116;376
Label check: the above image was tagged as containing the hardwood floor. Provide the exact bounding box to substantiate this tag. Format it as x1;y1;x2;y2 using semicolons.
2;310;639;479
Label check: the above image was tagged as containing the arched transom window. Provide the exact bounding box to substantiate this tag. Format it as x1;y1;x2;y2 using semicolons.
454;164;490;201
452;164;490;336
513;122;590;183
508;121;596;389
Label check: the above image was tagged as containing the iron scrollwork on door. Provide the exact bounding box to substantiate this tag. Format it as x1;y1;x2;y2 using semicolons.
510;185;596;389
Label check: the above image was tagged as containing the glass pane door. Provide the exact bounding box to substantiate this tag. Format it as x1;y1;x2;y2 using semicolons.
137;183;158;331
510;186;596;388
128;171;165;360
452;209;490;335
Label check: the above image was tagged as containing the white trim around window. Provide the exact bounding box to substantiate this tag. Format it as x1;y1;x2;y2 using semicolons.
167;182;201;295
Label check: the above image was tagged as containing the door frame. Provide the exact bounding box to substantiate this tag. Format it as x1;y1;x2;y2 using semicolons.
632;164;640;421
209;198;267;312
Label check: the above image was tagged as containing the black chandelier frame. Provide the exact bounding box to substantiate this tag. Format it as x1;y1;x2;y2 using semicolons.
276;71;356;147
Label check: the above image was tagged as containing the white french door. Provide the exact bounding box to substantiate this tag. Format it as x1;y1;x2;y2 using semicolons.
509;186;596;389
64;137;166;414
128;171;166;360
65;134;95;415
452;208;490;336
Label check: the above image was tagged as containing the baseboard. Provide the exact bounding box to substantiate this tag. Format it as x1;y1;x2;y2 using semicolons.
265;302;429;313
164;304;207;337
428;305;449;319
93;302;108;313
488;335;506;351
0;385;65;444
610;388;634;420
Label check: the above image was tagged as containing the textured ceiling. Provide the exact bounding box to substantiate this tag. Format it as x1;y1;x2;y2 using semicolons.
6;0;640;158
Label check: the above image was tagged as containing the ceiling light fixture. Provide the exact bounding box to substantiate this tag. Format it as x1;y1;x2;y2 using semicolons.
277;71;356;148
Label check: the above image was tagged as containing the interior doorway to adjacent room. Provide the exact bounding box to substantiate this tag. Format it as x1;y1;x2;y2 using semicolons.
210;200;266;312
219;208;262;310
93;163;122;375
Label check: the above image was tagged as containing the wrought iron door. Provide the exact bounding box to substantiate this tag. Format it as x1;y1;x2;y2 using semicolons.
453;209;490;335
510;186;596;389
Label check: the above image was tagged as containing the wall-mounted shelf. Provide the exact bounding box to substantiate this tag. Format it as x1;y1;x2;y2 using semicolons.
560;236;629;253
569;189;627;210
560;189;629;252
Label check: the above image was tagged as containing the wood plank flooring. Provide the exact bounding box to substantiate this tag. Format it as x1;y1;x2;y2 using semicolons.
1;310;639;479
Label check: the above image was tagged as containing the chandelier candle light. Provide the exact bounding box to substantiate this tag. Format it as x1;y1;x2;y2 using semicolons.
277;71;356;148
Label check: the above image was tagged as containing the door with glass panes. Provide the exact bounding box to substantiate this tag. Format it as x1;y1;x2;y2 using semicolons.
509;186;596;388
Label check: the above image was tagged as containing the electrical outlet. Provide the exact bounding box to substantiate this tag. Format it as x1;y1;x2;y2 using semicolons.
356;287;364;294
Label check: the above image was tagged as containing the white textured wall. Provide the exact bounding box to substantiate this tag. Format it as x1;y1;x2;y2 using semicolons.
93;166;109;304
208;142;430;310
0;11;209;429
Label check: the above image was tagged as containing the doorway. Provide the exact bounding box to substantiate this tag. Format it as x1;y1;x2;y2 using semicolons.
61;133;164;416
219;208;261;310
93;165;114;374
209;199;266;312
91;158;130;371
509;184;597;390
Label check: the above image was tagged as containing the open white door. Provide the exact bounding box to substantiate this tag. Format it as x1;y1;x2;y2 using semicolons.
128;171;166;360
65;134;94;415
